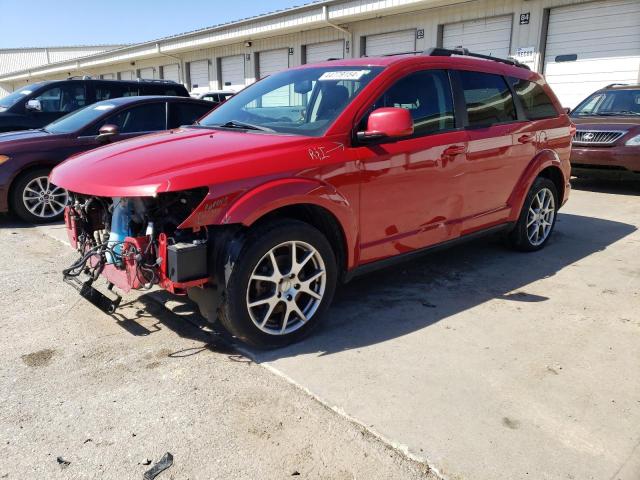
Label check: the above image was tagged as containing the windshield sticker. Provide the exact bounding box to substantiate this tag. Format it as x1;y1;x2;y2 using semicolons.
94;105;115;111
19;90;32;95
319;70;370;81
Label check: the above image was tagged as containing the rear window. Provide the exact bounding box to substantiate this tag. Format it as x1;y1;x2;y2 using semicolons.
509;78;558;120
458;71;516;127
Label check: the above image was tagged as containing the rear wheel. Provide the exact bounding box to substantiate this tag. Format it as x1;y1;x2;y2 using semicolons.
219;219;337;348
508;177;558;251
10;168;68;223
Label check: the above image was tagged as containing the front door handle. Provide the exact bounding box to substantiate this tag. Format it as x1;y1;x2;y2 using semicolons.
518;133;535;144
442;145;466;156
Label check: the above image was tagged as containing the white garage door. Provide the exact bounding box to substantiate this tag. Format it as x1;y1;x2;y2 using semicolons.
100;73;115;80
220;55;245;91
365;30;416;56
258;49;290;107
442;15;512;58
544;0;640;109
138;67;154;79
189;60;210;93
161;64;180;83
118;71;134;81
259;49;289;78
306;40;344;63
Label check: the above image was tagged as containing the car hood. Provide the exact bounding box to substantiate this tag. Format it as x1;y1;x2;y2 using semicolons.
571;116;640;130
51;127;322;197
0;129;66;153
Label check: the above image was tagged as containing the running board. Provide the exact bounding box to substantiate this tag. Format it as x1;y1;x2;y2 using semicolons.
344;222;513;282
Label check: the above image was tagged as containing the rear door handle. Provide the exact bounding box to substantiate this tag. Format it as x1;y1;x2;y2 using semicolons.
518;134;535;144
442;145;466;156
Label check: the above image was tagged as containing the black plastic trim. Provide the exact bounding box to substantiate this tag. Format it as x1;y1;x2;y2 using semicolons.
344;222;514;282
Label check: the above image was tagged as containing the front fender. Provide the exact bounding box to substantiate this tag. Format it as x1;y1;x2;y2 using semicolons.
179;177;359;269
508;148;566;222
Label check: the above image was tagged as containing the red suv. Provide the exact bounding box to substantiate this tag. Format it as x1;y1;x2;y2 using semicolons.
51;48;572;348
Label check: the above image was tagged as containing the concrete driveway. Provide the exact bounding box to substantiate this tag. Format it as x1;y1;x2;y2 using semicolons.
3;179;639;479
244;180;640;480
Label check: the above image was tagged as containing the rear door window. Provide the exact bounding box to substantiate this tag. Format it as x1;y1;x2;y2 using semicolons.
168;102;213;128
95;84;125;101
138;83;180;96
458;71;516;127
91;102;167;134
508;78;558;120
123;85;140;96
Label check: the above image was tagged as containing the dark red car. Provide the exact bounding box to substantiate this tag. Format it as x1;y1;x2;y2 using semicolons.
51;48;573;347
0;96;213;223
570;84;640;179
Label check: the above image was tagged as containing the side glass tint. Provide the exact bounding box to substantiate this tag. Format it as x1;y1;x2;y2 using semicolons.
96;85;124;101
34;84;87;113
458;71;516;127
509;77;558;120
367;69;455;136
91;102;166;134
168;102;212;128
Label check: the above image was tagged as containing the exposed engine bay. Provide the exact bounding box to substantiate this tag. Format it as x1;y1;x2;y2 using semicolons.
62;188;211;312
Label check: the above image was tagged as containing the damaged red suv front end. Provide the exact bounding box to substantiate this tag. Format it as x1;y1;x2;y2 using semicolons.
61;187;211;310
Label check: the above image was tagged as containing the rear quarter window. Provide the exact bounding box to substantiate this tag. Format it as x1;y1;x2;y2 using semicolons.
509;77;558;120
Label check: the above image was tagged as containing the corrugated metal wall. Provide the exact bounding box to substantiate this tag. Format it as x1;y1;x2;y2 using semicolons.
0;46;122;76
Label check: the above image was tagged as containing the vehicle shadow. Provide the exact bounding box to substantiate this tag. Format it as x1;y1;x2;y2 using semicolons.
113;292;240;357
571;177;640;196
49;211;636;361
0;214;64;229
243;212;636;361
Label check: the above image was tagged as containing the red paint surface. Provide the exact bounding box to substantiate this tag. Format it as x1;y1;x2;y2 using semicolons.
52;55;572;274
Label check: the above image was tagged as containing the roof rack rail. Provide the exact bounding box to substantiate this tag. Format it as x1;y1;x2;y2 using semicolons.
604;83;627;88
423;47;530;70
379;51;423;57
67;75;93;80
136;78;177;84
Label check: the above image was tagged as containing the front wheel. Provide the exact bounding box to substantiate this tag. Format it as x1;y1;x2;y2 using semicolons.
508;177;559;251
219;220;337;348
10;168;68;223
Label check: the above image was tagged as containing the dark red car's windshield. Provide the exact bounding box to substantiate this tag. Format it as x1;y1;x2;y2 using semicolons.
199;66;383;136
572;89;640;117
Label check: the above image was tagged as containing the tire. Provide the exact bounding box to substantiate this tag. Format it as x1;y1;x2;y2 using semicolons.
219;219;337;348
508;177;559;252
10;168;68;223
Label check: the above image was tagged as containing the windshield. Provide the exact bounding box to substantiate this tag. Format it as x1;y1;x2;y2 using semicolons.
572;89;640;117
44;101;118;134
0;84;40;110
198;66;383;136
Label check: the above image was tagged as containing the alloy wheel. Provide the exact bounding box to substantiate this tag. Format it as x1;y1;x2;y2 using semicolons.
246;240;326;335
22;176;68;219
526;187;555;246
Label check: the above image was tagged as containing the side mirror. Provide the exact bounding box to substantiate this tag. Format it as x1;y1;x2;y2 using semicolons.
25;99;42;112
357;107;414;143
96;124;119;143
